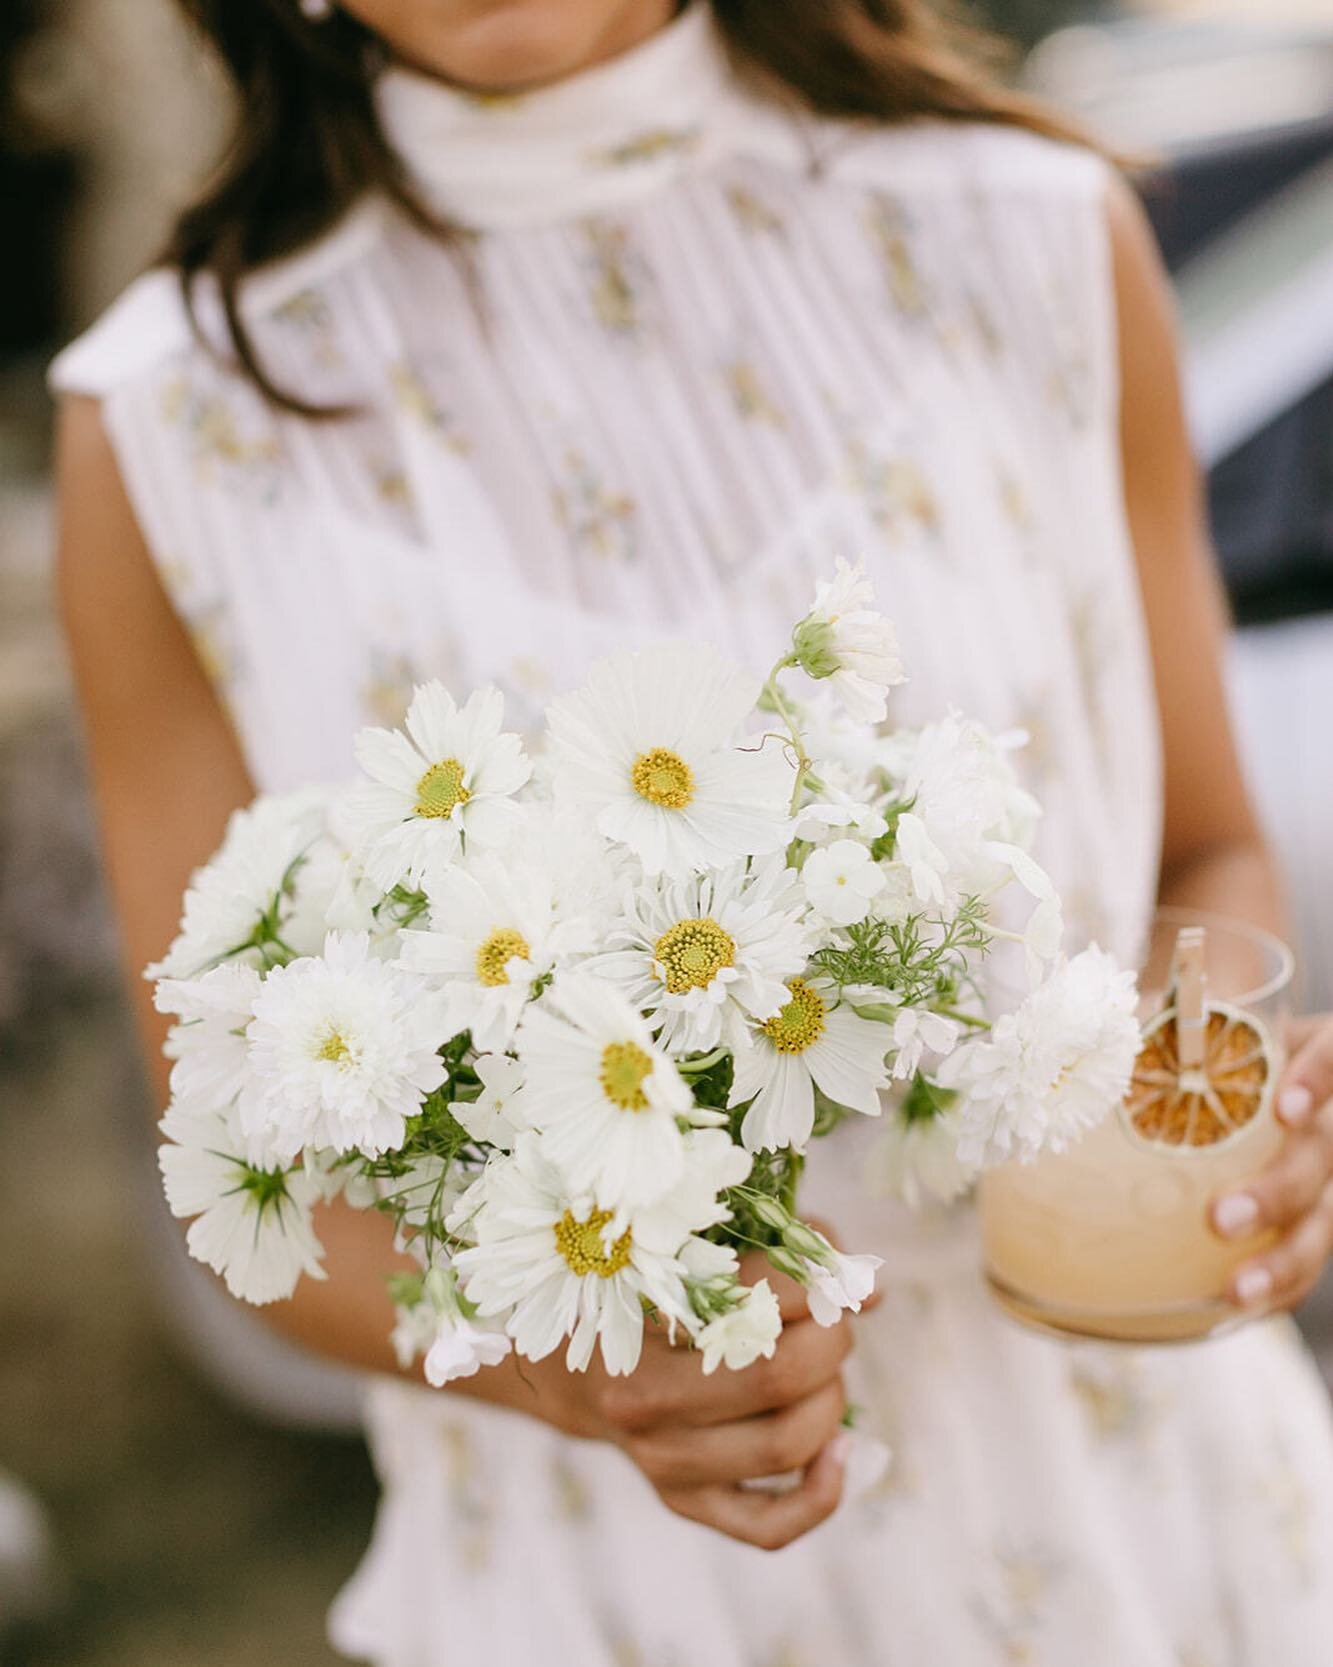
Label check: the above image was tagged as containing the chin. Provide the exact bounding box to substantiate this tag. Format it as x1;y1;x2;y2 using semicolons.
389;0;669;93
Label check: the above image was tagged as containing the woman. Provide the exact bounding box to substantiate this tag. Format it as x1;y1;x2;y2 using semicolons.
52;1;1333;1661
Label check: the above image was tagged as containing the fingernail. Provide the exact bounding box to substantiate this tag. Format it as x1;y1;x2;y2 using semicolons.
1213;1193;1259;1238
1234;1266;1273;1308
1279;1085;1314;1126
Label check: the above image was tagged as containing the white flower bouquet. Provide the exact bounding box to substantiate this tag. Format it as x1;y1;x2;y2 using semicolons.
152;563;1140;1390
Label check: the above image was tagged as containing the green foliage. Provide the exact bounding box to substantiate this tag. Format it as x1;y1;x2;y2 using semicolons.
811;897;990;1010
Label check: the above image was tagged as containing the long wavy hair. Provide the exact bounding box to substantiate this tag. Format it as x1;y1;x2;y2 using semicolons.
166;0;1091;414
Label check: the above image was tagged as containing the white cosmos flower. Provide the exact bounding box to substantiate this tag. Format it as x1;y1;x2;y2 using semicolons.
390;1265;512;1386
450;1052;527;1150
511;972;692;1212
799;1238;883;1327
157;1106;325;1305
801;839;886;927
791;560;905;723
889;1007;960;1081
346;682;531;891
397;853;591;1053
696;1280;782;1375
940;945;1139;1166
148;790;329;979
545;644;793;877
874;1100;979;1207
729;978;891;1152
154;960;262;1129
587;857;813;1054
241;931;449;1162
451;1129;745;1376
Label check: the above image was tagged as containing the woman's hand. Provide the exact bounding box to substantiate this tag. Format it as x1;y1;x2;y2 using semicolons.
456;1254;855;1550
1211;1015;1333;1311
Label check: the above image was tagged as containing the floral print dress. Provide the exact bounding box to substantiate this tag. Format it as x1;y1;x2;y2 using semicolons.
51;8;1333;1663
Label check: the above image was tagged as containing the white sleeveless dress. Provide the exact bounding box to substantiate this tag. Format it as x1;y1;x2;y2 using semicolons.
52;10;1333;1664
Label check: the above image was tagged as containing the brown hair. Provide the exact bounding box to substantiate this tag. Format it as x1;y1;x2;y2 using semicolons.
167;0;1091;415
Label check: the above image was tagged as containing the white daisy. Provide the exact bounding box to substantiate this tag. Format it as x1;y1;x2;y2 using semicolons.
940;945;1139;1166
587;857;813;1055
241;930;450;1162
695;1280;782;1375
511;972;692;1212
545;644;793;876
148;790;329;979
154;961;262;1130
346;682;531;891
449;1053;526;1150
157;1106;326;1305
801;838;886;928
791;559;905;723
451;1129;745;1376
397;852;591;1053
729;978;891;1152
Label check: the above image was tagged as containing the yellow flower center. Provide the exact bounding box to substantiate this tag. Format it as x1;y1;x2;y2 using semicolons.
315;1028;353;1065
599;1040;654;1111
555;1208;633;1278
761;978;827;1055
414;757;471;819
630;747;694;810
654;916;737;994
474;927;530;987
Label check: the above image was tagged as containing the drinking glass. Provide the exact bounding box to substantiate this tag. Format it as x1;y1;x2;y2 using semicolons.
980;908;1294;1344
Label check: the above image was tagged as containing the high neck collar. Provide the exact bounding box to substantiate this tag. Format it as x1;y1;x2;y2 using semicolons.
374;5;792;230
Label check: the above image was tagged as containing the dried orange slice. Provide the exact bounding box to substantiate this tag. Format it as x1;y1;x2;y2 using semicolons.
1123;1001;1274;1151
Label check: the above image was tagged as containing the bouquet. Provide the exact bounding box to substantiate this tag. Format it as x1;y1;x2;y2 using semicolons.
152;563;1140;1393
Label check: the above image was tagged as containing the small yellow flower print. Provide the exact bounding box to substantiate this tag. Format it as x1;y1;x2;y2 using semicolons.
585;127;700;168
390;363;472;454
161;375;284;496
550;1452;593;1523
553;450;637;561
724;359;786;428
845;441;938;542
362;652;423;730
726;183;786;236
272;286;344;369
866;193;928;317
439;1422;492;1572
584;221;649;336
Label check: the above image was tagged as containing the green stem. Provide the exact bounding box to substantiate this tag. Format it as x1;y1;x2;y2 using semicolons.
935;1006;991;1030
761;657;813;816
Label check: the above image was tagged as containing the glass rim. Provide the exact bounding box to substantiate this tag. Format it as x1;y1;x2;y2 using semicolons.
1150;905;1294;1008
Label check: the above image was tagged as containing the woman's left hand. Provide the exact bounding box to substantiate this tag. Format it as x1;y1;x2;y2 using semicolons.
1211;1015;1333;1312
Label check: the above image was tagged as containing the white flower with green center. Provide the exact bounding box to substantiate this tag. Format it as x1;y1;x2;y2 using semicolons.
347;681;531;891
729;977;891;1152
240;930;450;1162
588;858;813;1054
397;853;592;1053
451;1129;746;1375
801;838;887;928
545;644;793;877
511;972;693;1212
157;1106;326;1305
791;560;905;724
148;790;330;979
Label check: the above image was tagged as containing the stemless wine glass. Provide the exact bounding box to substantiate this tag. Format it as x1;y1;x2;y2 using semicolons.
980;908;1294;1344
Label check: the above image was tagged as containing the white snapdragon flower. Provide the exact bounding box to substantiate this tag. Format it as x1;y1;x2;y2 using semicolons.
889;1007;960;1081
588;858;812;1054
158;1106;325;1305
874;1101;979;1207
791;560;905;724
696;1281;782;1375
801;839;886;927
148;791;329;978
545;644;793;876
397;853;591;1053
241;931;449;1162
729;979;890;1152
941;945;1139;1166
799;1238;884;1328
347;682;532;890
450;1053;526;1150
451;1129;747;1376
511;972;692;1212
390;1266;512;1386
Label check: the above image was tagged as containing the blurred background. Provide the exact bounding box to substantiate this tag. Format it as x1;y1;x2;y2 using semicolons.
2;0;1331;1661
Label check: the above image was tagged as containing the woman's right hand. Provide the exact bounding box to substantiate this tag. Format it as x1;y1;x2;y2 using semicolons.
456;1256;855;1550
